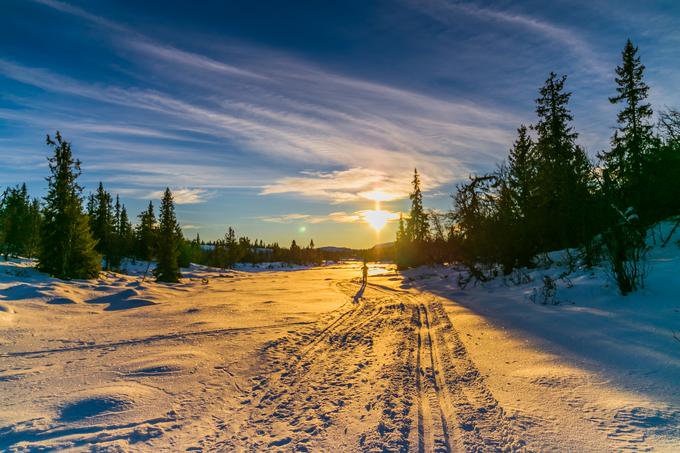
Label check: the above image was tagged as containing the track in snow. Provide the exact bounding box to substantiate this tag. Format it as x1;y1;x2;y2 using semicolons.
415;303;452;453
206;279;528;452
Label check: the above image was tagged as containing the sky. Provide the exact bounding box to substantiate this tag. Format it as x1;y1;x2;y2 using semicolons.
1;0;679;248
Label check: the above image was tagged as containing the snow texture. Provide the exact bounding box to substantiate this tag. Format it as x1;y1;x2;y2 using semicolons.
0;222;679;451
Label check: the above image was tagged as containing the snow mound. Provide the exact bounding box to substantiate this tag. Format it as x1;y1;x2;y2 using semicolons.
60;394;134;422
0;302;15;323
86;288;156;311
57;384;160;423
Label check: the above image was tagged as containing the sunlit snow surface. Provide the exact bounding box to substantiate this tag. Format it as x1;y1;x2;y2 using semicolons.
0;223;679;451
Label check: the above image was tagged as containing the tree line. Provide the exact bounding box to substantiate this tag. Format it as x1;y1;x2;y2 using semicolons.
395;40;680;294
0;133;342;282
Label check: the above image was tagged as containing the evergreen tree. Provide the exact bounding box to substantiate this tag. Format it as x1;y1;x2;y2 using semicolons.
602;39;653;198
289;239;301;264
136;201;157;262
407;168;429;242
507;125;536;218
25;198;42;258
38;132;100;279
90;182;115;269
117;203;134;261
396;213;406;242
155;188;181;282
86;193;96;218
0;184;32;259
505;125;538;266
225;227;239;267
533;73;593;251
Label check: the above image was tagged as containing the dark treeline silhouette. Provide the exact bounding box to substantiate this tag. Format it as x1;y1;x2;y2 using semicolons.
395;40;680;295
0;133;356;281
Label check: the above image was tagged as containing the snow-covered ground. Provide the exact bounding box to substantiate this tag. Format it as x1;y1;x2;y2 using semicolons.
0;225;679;451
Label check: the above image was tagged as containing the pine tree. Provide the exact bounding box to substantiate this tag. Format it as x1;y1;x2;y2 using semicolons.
38;132;100;279
533;73;593;251
25;198;42;258
289;239;301;264
504;125;538;266
602;39;653;195
155;188;181;282
225;227;238;267
86;193;96;218
0;184;32;259
136;201;157;262
600;39;656;217
90;182;115;269
507;125;536;218
396;213;406;242
117;203;133;261
407;168;429;242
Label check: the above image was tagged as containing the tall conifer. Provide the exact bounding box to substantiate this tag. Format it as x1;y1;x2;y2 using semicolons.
407;169;429;242
38;132;100;279
601;39;653;214
533;73;593;250
155;188;181;282
136;201;157;262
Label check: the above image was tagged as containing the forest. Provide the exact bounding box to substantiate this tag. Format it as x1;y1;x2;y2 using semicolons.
0;132;346;282
395;40;680;295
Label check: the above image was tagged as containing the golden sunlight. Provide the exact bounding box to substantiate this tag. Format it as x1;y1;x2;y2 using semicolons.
360;189;402;202
362;209;398;231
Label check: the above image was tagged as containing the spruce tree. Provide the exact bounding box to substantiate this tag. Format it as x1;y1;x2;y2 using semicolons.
601;40;654;221
603;40;652;191
507;125;536;218
0;184;31;259
505;125;538;266
155;188;181;282
396;213;406;242
136;201;157;262
90;182;115;269
407;168;429;242
533;73;593;251
38;132;100;279
289;239;301;264
225;227;238;267
117;203;133;261
25;198;42;259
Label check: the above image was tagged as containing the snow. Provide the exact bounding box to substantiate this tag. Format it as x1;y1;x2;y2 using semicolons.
0;224;678;451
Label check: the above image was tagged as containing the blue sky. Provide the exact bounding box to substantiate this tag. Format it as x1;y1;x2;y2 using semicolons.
1;0;679;247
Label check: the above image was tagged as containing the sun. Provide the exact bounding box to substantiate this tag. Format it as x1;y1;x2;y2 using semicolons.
363;209;398;232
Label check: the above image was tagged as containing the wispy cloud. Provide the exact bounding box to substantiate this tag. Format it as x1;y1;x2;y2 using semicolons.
259;210;399;226
409;0;608;77
261;168;412;203
146;187;213;205
5;1;521;202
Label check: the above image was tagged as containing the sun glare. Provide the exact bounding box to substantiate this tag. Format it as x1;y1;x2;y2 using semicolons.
363;209;398;231
360;190;401;202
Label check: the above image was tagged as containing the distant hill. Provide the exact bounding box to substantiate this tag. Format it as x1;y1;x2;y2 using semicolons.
318;246;354;253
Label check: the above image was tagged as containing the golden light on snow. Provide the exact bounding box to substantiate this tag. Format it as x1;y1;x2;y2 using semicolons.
362;209;398;231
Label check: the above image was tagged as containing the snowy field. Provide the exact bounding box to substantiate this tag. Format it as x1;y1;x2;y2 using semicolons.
1;227;680;451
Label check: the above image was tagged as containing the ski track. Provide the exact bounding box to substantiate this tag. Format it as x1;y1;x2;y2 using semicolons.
203;280;531;452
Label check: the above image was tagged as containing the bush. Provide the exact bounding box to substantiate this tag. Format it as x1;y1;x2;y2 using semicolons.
530;275;558;305
603;207;648;295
